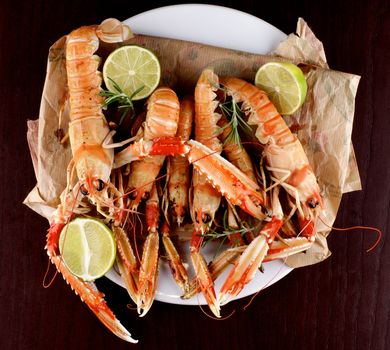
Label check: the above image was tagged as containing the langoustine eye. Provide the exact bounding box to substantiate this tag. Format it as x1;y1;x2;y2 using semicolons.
142;192;150;200
80;184;89;196
308;198;319;209
95;179;105;191
128;190;138;200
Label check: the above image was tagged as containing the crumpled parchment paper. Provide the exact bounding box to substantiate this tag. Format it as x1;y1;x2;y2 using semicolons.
24;18;361;268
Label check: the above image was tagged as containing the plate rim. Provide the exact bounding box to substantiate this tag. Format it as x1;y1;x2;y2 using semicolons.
125;3;286;37
123;3;287;54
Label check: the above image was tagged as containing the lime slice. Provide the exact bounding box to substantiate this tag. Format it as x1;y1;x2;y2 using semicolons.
59;218;116;281
255;62;307;115
103;45;160;100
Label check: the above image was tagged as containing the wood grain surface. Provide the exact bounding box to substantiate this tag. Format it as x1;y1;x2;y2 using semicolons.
1;1;389;349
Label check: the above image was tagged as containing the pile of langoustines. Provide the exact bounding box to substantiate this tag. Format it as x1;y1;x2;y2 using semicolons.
44;18;320;344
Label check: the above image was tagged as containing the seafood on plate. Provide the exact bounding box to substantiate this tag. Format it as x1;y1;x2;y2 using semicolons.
36;18;327;344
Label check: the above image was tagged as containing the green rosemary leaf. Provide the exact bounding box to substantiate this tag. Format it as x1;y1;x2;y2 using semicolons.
119;107;130;125
216;98;253;150
200;210;254;248
130;85;145;100
107;77;123;93
99;77;144;125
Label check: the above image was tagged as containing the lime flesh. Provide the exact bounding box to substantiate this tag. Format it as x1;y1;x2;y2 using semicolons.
103;45;161;100
59;218;116;281
255;62;307;115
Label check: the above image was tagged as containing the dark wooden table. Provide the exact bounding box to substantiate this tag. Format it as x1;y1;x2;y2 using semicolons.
2;1;389;349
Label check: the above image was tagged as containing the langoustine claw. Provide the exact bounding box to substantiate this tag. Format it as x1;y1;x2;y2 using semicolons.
217;187;284;305
47;199;137;343
49;255;136;343
161;220;190;295
137;184;160;317
187;140;266;220
112;226;139;304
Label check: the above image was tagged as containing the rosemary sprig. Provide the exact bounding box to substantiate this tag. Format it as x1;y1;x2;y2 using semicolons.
208;77;253;148
208;79;252;148
200;210;254;248
218;99;253;148
99;77;144;125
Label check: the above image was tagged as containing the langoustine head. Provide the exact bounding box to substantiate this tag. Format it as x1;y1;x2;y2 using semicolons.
66;18;133;197
68;115;114;197
74;148;112;196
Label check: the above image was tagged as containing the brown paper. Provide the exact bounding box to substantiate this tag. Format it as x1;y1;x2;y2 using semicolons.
271;19;361;266
24;18;361;268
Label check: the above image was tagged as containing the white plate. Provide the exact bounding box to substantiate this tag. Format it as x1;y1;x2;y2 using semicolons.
105;4;290;306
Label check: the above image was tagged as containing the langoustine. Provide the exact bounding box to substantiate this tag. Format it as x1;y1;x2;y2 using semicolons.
125;87;180;209
189;68;223;317
137;184;160;316
166;96;194;225
116;87;180;316
46;19;138;343
162;96;194;294
111;75;320;312
217;77;322;305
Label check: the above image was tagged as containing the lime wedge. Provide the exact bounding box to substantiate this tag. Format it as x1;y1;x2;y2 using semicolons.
59;218;116;281
103;45;160;101
255;62;307;115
